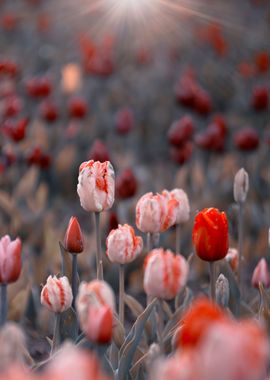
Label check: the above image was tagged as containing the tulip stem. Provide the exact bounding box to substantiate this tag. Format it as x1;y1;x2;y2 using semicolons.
157;300;164;353
176;224;181;254
0;284;7;327
209;262;216;301
119;264;125;326
94;212;103;281
52;313;61;353
238;202;244;295
71;255;78;309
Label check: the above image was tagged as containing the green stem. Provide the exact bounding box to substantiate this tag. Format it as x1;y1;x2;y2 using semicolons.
94;212;103;280
209;262;216;301
51;313;61;353
175;224;181;254
119;264;125;326
0;284;7;327
238;202;244;295
72;254;78;309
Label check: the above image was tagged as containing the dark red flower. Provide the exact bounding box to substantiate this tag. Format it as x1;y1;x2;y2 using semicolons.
64;216;84;254
40;100;59;122
175;75;197;108
192;207;229;262
255;51;270;73
26;147;51;169
116;168;138;199
0;60;19;77
168;115;195;147
26;77;52;98
251;86;269;111
195;123;225;152
88;140;110;163
194;90;212;115
116;107;134;135
170;141;193;165
2;118;28;142
234;127;260;151
2;96;22;118
68;97;88;119
108;211;119;233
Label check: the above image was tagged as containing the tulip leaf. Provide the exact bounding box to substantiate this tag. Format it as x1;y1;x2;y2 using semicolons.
59;307;78;342
113;314;126;349
117;298;157;380
124;294;144;318
219;260;240;316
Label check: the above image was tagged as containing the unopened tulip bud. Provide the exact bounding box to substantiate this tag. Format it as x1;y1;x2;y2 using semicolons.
233;168;249;203
106;224;143;264
163;189;190;224
77;160;115;213
136;192;178;233
252;258;270;289
0;235;22;284
216;274;230;307
225;248;239;272
64;216;84;254
144;249;189;300
76;280;115;342
41;275;73;313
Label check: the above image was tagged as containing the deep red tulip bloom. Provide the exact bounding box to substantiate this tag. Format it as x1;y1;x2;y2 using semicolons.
26;77;52;98
234;127;260;151
170;141;193;165
255;51;270;73
167;115;195;147
116;168;138;199
192;207;229;261
68;97;88;119
88;139;110;163
40;100;59;122
251;86;269;111
2;118;28;142
0;60;19;77
0;235;22;284
64;216;84;254
194;90;212;115
116;107;134;135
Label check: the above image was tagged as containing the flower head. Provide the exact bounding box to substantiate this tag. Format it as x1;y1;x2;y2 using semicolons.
252;258;270;289
64;216;84;254
77;160;115;213
0;235;22;284
192;208;229;261
162;189;190;224
233;168;249;203
41;275;73;313
106;224;143;264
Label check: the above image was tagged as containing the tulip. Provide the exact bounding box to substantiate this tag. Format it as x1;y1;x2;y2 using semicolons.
64;216;84;307
251;86;269;111
116;107;134;135
144;249;189;300
167;115;195;147
88;140;110;163
234;127;260;151
192;208;229;299
116;168;138;199
225;248;239;272
106;224;143;324
0;235;22;327
40;100;59;123
150;351;195;380
68;97;88;119
163;189;190;253
76;280;115;344
252;258;270;289
77;160;115;280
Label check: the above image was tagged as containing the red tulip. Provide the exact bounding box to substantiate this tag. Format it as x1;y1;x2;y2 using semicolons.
167;115;195;147
88;140;110;163
194;90;212;115
251;86;269;111
170;141;193;165
234;127;260;151
64;216;84;254
116;168;138;199
116;107;134;135
0;60;19;77
0;235;22;284
192;207;229;261
2;96;22;118
2;118;28;142
68;97;88;119
175;74;197;108
255;51;270;73
40;100;59;122
26;147;51;169
26;77;52;98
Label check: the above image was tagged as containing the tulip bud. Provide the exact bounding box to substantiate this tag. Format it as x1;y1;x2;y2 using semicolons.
144;249;189;300
41;275;73;313
64;216;84;254
88;140;110;163
162;189;190;224
76;280;115;344
0;235;22;284
233;168;249;203
77;160;115;213
216;274;230;308
225;248;239;272
252;258;270;289
106;224;143;264
192;208;229;262
116;168;138;199
136;192;178;233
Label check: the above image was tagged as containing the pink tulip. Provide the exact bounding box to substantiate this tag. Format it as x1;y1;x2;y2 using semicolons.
150;351;195;380
41;275;73;313
76;280;115;338
136;192;178;233
252;258;270;289
225;248;239;272
0;235;22;284
77;160;115;213
106;224;143;264
144;249;189;300
162;189;190;224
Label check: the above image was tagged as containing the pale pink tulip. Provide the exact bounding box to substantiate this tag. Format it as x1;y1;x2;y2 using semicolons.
150;351;195;380
144;249;189;299
41;275;73;313
77;160;115;213
0;235;22;284
136;192;178;233
106;224;143;264
252;258;270;288
225;248;239;272
163;189;190;224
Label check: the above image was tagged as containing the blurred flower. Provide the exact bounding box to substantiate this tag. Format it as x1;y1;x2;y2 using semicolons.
1;13;19;31
251;86;269;111
116;168;138;199
116;107;134;135
198;320;269;380
2;118;28;142
0;235;22;284
106;224;143;264
77;160;115;212
192;208;229;261
167;115;195;147
88;140;110;163
40;100;59;123
1;95;22;118
64;216;84;254
150;351;195;380
0;60;19;77
136;192;178;233
68;97;88;119
234;127;260;151
41;275;73;313
193;89;212;115
195;121;226;152
26;146;51;169
233;168;249;203
215;274;230;307
144;248;189;300
170;142;193;165
255;51;270;73
175;72;197;108
175;297;226;349
225;248;239;272
26;77;52;98
108;211;119;233
76;280;115;343
162;189;190;224
61;64;82;94
251;258;270;289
